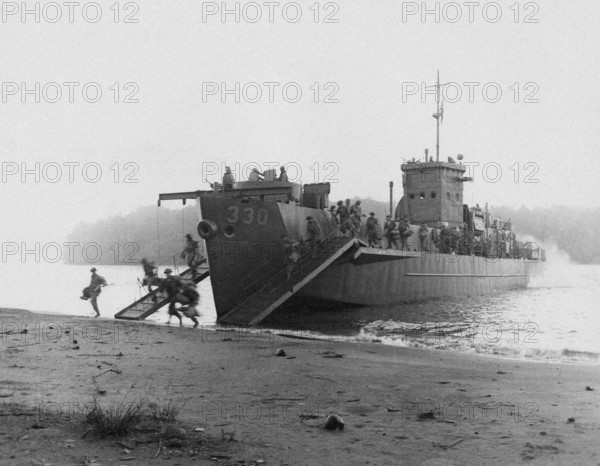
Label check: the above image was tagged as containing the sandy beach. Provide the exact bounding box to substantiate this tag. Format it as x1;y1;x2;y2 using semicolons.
1;307;599;466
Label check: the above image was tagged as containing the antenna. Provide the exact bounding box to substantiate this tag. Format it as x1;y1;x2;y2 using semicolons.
435;71;440;161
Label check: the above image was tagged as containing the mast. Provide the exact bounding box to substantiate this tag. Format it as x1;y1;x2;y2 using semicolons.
435;71;440;161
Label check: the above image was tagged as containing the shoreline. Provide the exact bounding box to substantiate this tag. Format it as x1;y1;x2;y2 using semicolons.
1;306;600;465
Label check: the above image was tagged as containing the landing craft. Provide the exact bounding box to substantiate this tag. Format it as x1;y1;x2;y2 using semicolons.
153;74;546;326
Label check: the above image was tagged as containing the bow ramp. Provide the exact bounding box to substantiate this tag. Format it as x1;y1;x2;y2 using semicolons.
219;237;357;326
114;262;209;321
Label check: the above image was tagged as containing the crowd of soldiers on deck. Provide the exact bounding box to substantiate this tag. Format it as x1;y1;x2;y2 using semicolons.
326;199;526;259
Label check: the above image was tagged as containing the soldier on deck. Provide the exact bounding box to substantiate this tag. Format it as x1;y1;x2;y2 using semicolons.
329;205;339;224
278;166;289;182
398;217;411;250
222;166;235;190
366;212;379;248
350;200;363;237
418;223;429;251
384;215;398;250
335;200;350;233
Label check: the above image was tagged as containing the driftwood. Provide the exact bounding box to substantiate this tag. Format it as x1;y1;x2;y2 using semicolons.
91;368;122;394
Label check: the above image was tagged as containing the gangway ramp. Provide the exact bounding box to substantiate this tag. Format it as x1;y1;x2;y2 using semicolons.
219;236;356;326
114;262;209;321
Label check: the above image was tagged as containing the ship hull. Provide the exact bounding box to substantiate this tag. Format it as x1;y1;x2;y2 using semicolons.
297;249;543;306
197;193;544;320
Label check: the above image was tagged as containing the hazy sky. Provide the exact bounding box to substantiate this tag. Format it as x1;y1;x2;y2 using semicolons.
1;0;599;245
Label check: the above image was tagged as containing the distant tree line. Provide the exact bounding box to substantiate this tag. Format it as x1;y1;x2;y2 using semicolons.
65;205;201;267
65;202;600;265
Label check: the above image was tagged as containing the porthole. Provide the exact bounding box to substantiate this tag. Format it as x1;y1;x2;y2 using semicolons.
446;192;451;200
455;193;460;201
431;192;437;199
419;192;425;200
224;225;236;238
409;194;415;200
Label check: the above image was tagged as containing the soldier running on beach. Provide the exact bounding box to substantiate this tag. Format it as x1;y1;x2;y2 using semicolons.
160;268;185;326
81;268;107;317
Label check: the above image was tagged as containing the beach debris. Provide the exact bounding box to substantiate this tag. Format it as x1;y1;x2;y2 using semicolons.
194;427;205;432
91;368;122;394
221;429;236;441
386;406;401;412
324;414;344;430
567;417;575;423
117;440;134;450
166;438;183;448
153;439;163;458
256;460;265;464
417;412;435;421
0;390;14;397
346;399;360;403
320;350;344;358
30;423;48;429
441;438;464;450
585;386;594;391
118;456;137;461
275;348;286;357
163;425;186;439
72;346;80;350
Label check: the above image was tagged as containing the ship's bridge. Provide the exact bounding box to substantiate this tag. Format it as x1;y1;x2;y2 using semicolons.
397;159;471;227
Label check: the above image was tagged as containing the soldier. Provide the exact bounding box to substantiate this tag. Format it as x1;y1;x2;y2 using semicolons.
398;217;410;249
349;200;362;237
177;284;201;328
181;234;201;276
384;215;398;250
440;224;452;253
278;166;289;182
418;223;429;251
282;235;300;285
366;212;379;247
306;216;322;258
141;258;160;302
82;268;107;317
160;268;185;326
222;166;235;190
329;205;339;224
335;200;350;232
